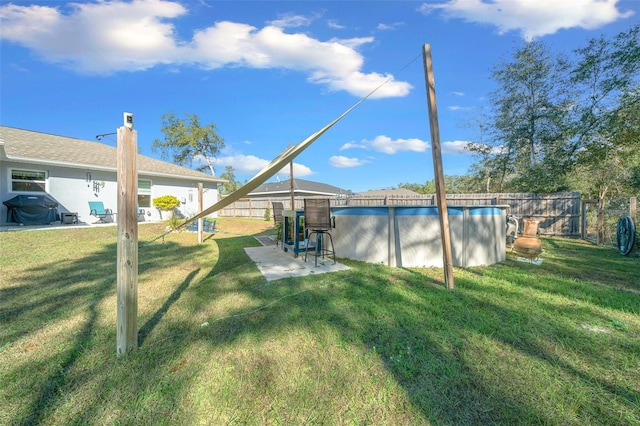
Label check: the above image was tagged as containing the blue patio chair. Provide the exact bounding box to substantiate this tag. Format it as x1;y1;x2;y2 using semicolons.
186;220;198;232
203;219;218;233
186;218;218;233
88;201;112;223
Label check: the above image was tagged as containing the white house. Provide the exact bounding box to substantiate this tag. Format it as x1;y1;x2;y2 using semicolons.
0;126;226;226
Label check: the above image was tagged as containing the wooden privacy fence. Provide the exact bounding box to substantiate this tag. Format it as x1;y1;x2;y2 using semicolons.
219;192;582;237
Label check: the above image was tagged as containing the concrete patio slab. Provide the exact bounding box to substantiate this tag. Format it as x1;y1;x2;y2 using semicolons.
245;239;350;281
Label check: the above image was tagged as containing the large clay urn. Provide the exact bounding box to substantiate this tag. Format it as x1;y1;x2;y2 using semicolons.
513;218;542;259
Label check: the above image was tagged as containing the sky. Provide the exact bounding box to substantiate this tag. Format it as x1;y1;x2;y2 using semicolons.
1;0;638;193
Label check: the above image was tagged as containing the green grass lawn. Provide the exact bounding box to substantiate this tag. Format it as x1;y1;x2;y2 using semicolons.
1;218;639;425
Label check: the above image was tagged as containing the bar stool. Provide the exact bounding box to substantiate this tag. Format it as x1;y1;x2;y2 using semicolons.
272;201;284;247
303;198;336;266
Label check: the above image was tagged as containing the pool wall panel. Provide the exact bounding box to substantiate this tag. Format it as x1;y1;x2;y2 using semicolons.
331;205;506;268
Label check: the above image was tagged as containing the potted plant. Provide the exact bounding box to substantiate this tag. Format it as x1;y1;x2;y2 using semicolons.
153;195;180;220
274;221;283;245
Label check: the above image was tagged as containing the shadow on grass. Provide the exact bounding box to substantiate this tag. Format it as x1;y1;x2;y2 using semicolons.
138;269;200;346
18;277;105;426
3;232;639;424
1;233;212;425
184;237;639;424
177;259;537;423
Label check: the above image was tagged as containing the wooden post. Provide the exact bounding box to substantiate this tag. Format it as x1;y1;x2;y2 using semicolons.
581;200;588;240
116;125;138;356
423;43;454;290
597;198;605;245
198;182;203;244
289;142;295;209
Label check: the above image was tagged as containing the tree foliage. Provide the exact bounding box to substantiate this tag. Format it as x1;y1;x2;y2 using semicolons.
567;25;640;200
399;175;476;194
465;24;639;197
468;40;573;193
219;165;241;195
152;113;225;176
568;87;640;199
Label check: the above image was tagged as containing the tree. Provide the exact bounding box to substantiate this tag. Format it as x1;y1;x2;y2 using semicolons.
152;113;225;176
458;107;504;192
467;25;639;195
398;175;476;194
568;87;640;199
567;24;640;200
482;40;572;192
398;181;434;194
219;165;241;195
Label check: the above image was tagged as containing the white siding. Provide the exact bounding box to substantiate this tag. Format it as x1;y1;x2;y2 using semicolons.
0;160;219;225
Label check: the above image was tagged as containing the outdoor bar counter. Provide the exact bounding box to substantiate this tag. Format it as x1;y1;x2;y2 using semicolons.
330;205;508;268
281;209;313;257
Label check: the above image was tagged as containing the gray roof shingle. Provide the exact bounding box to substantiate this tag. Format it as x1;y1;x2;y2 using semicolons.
248;178;350;196
0;126;225;183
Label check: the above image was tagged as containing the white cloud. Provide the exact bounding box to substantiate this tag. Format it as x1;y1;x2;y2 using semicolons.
447;105;475;112
339;141;366;151
285;163;314;177
214;154;268;174
312;70;410;99
0;0;412;98
213;154;313;177
340;135;474;155
418;0;634;39
267;13;317;29
0;0;185;72
343;135;429;154
327;36;374;50
451;91;465;96
370;136;428;154
327;19;345;30
442;140;473;154
329;155;368;168
376;22;404;31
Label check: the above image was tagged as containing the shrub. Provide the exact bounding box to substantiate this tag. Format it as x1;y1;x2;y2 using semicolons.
274;222;283;242
153;195;180;210
167;214;183;230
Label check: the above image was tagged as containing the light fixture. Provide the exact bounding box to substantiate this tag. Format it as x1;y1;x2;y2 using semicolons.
124;112;134;129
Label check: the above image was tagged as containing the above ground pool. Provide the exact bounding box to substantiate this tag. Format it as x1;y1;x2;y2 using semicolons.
330;205;508;268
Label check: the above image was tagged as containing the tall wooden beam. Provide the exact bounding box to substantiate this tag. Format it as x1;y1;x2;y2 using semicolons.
289;142;295;209
116;121;139;355
198;182;204;244
423;44;455;290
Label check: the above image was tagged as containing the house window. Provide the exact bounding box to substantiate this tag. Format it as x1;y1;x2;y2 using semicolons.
138;179;152;208
11;169;47;192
